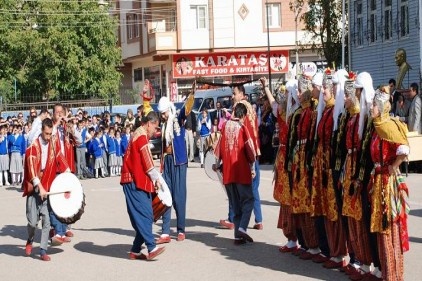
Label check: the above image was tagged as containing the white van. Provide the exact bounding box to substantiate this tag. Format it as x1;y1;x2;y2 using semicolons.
191;85;261;116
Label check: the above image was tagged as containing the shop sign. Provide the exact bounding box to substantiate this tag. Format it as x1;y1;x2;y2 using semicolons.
172;51;289;78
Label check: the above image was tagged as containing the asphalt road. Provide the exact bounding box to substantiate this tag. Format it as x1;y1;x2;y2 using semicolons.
1;162;421;281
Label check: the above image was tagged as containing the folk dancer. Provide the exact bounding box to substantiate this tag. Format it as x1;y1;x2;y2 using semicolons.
354;81;383;281
23;118;70;261
311;69;348;269
120;111;166;260
156;97;188;243
263;77;301;252
50;104;76;241
290;74;322;260
339;72;373;279
368;88;410;281
213;103;256;245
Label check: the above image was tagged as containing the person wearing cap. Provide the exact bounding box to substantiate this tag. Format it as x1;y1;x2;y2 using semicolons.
367;88;409;281
156;96;188;244
124;109;136;128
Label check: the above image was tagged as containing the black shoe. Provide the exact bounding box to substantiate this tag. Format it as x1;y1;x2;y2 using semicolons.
201;164;204;168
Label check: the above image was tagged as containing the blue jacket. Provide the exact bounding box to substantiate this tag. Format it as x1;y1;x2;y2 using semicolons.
92;138;103;159
0;135;8;155
121;134;130;155
8;134;25;155
107;135;116;154
115;138;122;157
163;107;188;165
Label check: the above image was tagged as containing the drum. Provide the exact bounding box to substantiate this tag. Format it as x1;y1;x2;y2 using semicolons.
203;148;225;191
151;180;172;222
48;172;86;224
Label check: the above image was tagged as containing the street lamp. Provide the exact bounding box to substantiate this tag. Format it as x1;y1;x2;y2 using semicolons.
265;0;272;93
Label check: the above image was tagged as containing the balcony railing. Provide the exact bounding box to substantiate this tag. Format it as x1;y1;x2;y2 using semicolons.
147;21;177;52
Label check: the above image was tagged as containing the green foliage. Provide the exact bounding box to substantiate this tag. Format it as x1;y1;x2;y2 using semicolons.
290;0;346;68
0;0;122;102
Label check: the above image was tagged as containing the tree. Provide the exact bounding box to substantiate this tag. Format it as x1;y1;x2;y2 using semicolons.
290;0;346;69
0;0;122;103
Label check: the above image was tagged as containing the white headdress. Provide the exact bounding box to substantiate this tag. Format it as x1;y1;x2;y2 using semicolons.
285;79;299;121
158;96;177;146
313;72;325;128
354;72;375;139
332;69;348;131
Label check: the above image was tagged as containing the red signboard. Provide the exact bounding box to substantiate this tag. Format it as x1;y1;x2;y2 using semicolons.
172;51;289;78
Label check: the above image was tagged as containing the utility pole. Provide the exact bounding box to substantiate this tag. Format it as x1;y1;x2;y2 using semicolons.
265;0;272;93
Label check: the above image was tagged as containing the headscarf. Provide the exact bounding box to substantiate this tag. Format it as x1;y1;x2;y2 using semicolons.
332;69;348;131
285;79;299;121
354;72;375;139
372;88;408;145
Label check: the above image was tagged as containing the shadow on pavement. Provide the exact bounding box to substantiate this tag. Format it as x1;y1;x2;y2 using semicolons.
0;244;64;258
72;227;134;237
0;225;28;240
409;209;422;218
409;236;422;243
73;242;133;259
0;224;65;257
187;231;347;280
260;199;279;207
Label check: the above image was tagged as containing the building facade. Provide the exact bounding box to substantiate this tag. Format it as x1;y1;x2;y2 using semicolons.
349;0;421;88
115;0;324;102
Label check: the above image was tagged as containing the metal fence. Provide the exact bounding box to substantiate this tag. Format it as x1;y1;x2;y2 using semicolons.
0;99;110;118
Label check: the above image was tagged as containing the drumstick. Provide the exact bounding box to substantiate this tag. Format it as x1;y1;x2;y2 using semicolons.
46;190;72;195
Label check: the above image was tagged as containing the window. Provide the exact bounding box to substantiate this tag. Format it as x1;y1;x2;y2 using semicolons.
134;68;142;82
265;3;281;29
134;14;140;38
190;5;207;29
384;0;393;40
400;0;409;37
369;0;377;43
126;14;134;40
356;1;363;46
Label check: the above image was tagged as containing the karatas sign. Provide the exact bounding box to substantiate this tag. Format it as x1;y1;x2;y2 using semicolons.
172;51;289;78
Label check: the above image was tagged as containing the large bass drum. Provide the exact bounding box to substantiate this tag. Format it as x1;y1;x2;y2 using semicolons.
48;173;86;224
152;180;172;222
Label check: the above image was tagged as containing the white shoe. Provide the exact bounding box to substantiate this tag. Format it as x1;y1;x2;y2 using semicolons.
5;182;10;186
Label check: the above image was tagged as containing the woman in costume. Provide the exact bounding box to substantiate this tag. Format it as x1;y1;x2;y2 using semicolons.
369;87;409;281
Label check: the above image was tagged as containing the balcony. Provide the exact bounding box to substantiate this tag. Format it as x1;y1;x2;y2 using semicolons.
147;21;177;52
148;0;176;3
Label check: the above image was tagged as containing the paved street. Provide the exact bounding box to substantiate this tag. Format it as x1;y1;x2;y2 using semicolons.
1;162;422;281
